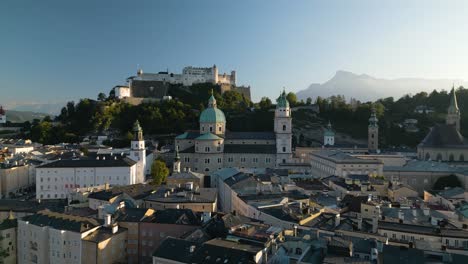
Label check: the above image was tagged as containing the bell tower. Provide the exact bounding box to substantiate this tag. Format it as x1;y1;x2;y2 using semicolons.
274;89;292;165
446;86;460;131
129;120;146;183
368;106;379;152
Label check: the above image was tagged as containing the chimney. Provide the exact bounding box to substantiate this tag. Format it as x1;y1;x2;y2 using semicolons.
423;207;430;216
112;224;119;234
398;210;404;222
335;214;341;227
293;225;298;237
104;214;112;227
357;216;363;230
372;215;378;233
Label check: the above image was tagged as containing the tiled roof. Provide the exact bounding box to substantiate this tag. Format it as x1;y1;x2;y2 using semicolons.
37;157;137;168
21;210;100;233
87;183;156;201
196;133;223;140
225;131;276;140
419;124;468;148
224;144;277;154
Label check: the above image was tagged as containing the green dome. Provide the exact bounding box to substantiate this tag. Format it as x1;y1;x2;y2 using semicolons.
276;90;290;108
200;107;226;123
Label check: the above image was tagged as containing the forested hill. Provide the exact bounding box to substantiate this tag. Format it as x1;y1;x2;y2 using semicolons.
21;83;468;149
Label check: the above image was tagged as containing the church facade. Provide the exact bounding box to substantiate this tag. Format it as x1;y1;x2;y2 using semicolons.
175;91;293;173
417;87;468;162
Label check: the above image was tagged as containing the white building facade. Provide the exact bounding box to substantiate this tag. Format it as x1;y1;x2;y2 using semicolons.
131;65;236;87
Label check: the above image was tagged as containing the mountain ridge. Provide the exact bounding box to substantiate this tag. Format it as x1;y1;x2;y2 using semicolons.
297;71;468;102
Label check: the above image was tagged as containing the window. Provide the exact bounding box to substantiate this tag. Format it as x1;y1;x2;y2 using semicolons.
283;125;286;131
266;158;271;163
205;147;210;152
204;159;210;164
218;127;222;132
218;158;222;163
253;158;258;163
282;147;286;152
209;126;213;132
295;248;302;255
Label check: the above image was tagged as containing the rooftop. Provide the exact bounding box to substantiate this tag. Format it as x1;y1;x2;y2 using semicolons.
37;157;137;168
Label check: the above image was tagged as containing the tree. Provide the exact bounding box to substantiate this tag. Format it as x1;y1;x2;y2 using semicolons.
151;160;169;185
433;174;462;190
258;97;272;110
306;97;312;105
97;92;107;101
286;92;297;106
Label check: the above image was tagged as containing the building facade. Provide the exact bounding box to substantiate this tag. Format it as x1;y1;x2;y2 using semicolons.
131;65;235;87
175;90;293;173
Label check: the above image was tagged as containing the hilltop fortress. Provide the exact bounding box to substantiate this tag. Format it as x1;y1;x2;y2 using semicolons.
113;65;251;103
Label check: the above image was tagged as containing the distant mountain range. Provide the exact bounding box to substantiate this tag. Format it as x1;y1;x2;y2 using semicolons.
297;70;468;102
4;110;49;123
6;102;66;115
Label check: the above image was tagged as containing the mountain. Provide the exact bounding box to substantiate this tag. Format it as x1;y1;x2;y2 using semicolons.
297;70;468;102
4;110;49;123
8;102;66;115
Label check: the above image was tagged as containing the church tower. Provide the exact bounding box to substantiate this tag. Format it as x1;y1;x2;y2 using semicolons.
368;106;379;152
274;89;292;165
324;121;335;146
129;120;146;183
446;86;460;131
173;146;181;174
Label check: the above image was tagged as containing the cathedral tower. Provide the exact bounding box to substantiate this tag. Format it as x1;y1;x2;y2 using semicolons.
368;106;379;152
129;120;146;183
274;89;292;165
324;121;335;146
446;86;460;131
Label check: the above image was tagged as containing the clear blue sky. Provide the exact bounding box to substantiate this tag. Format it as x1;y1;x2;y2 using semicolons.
1;0;467;104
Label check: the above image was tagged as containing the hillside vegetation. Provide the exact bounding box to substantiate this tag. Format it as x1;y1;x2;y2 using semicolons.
18;83;468;149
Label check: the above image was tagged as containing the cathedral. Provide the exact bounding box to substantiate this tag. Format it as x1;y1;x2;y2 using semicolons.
175;90;293;173
417;87;468;162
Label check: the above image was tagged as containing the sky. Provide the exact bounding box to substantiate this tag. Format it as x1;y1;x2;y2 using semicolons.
1;0;468;105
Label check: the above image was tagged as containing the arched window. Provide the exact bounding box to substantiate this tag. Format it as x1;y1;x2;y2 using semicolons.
449;154;454;162
460;154;465;162
436;153;443;161
425;153;430;160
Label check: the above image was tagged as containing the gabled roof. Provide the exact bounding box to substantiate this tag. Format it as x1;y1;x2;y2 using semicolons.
418;124;467;148
88;184;155;201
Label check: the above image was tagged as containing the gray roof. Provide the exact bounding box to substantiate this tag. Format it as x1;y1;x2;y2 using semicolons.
384;160;460;173
378;221;468;238
37;157;137;168
153;237;199;262
419;124;468;148
312;150;383;164
224;144;277;154
21;211;100;233
225;131;276;140
437;187;465;198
